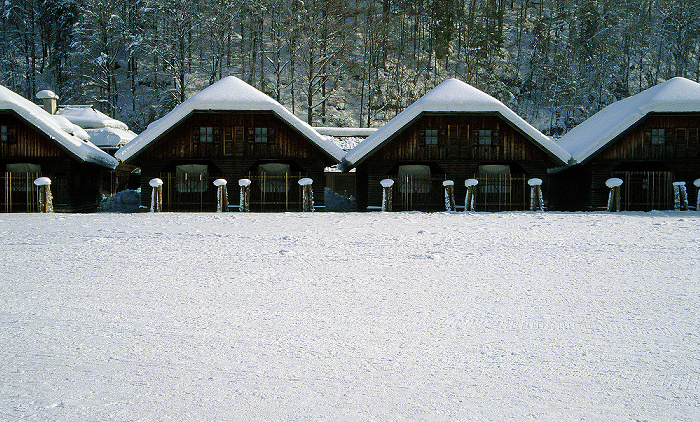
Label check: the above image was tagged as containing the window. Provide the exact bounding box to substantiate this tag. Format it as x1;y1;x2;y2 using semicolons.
425;129;439;145
650;129;665;145
1;125;15;143
199;127;220;143
398;165;431;194
258;163;290;193
255;127;269;143
478;129;498;146
176;164;208;193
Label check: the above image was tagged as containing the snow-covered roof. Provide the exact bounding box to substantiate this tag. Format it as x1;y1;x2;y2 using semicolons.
56;105;136;150
57;105;130;130
340;79;570;170
314;127;378;137
558;77;700;164
0;85;118;169
116;76;345;163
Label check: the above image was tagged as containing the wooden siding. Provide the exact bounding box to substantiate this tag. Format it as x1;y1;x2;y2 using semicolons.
134;111;335;210
356;113;559;210
0;112;66;159
570;113;700;211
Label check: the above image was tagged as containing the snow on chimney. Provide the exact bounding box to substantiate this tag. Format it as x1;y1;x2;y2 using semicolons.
36;90;59;115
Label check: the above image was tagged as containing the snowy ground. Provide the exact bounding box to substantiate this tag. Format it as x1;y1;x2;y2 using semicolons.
1;211;699;421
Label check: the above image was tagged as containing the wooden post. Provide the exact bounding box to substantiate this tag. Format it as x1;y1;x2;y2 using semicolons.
298;178;314;212
213;179;228;212
694;179;700;211
443;180;455;211
33;177;53;213
149;178;163;212
238;179;251;212
464;179;478;212
606;178;623;212
528;178;544;211
673;181;689;211
381;179;394;212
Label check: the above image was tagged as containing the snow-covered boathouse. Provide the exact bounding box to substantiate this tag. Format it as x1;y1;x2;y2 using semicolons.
0;86;118;212
339;79;570;211
116;76;344;211
553;77;700;211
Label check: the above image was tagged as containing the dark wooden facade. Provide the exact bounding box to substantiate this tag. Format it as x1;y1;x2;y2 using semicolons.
355;113;562;211
0;111;110;212
552;113;700;211
130;111;336;211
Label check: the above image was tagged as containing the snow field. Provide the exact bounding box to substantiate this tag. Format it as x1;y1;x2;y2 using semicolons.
1;212;699;420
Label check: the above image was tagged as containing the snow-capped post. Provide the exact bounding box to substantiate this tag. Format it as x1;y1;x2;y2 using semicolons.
695;179;700;211
381;179;394;212
33;177;53;213
298;178;314;212
213;179;228;212
673;181;689;211
443;180;455;211
528;178;544;211
464;179;478;212
238;179;251;212
605;178;623;212
149;178;163;212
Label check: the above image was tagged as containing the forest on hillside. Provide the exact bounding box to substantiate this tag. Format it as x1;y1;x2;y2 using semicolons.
1;0;698;134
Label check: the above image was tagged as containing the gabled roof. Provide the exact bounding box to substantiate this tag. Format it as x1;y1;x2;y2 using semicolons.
0;85;118;169
340;79;570;170
558;77;700;164
116;76;345;163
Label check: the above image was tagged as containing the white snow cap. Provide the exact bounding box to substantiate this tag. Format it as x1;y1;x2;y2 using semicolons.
380;179;395;188
341;79;570;170
33;177;51;186
528;178;543;186
694;179;700;188
116;76;345;163
465;179;479;187
238;178;252;187
673;181;686;186
442;180;454;186
298;178;313;186
36;90;59;100
57;105;130;131
213;178;227;186
149;178;163;187
0;85;117;169
606;178;624;188
558;77;700;164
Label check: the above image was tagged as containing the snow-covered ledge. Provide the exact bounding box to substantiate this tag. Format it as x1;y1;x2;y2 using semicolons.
443;180;455;211
298;178;314;212
606;178;623;212
213;179;228;212
149;178;163;213
33;177;53;213
238;179;251;212
464;179;479;212
381;179;394;212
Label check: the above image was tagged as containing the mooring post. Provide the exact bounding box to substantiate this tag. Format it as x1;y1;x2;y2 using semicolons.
213;179;228;212
149;178;163;212
528;178;544;211
606;178;623;212
238;179;251;212
695;179;700;211
464;179;478;212
380;179;394;212
443;180;455;211
298;178;314;212
673;181;689;211
33;177;53;213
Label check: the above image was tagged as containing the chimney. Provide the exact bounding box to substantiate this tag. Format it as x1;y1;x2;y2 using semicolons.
36;90;59;115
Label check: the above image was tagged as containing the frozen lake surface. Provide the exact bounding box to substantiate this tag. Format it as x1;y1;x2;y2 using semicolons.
1;212;699;420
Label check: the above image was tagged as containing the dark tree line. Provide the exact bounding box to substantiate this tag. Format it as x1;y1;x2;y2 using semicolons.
1;0;698;134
